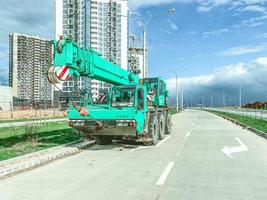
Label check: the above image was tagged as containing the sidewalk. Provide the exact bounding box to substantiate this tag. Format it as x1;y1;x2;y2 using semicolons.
0;140;95;179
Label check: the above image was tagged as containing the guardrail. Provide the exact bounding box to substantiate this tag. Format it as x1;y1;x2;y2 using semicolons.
204;107;267;121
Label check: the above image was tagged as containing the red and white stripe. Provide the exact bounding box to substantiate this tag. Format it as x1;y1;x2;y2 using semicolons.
56;66;70;81
47;66;70;84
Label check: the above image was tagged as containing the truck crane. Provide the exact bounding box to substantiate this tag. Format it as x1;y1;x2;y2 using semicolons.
47;37;172;145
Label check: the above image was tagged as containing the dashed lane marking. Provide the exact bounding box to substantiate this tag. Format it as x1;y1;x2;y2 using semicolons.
156;161;175;186
186;131;191;138
130;136;171;153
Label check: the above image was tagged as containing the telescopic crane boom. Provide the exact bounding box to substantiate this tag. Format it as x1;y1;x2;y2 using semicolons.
48;38;140;86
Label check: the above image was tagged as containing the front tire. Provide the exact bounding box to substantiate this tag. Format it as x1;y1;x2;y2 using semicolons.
158;113;166;140
165;111;172;134
147;113;159;145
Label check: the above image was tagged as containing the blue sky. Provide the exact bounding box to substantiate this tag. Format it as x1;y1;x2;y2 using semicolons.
129;0;267;105
130;1;267;78
1;0;267;105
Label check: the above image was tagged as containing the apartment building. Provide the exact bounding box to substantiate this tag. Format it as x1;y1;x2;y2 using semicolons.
9;33;53;105
55;0;128;101
129;47;145;78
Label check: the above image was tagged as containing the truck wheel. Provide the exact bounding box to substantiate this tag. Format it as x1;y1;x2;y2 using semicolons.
165;111;172;134
148;113;159;145
95;136;112;145
158;113;166;140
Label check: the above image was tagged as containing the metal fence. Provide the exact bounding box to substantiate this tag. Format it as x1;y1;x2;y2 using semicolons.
0;101;66;120
205;107;267;121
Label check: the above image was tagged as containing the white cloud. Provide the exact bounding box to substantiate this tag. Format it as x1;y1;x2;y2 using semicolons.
169;22;178;30
130;0;267;12
257;33;267;39
160;28;172;35
218;45;266;56
202;28;229;38
0;51;7;60
195;0;267;13
167;57;267;105
129;0;178;9
0;67;8;86
242;5;266;13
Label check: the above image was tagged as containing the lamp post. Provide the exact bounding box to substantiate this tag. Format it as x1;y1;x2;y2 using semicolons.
170;70;179;112
142;8;176;79
120;8;176;79
239;83;242;110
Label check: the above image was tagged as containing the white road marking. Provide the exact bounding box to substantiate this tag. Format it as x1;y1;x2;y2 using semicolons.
186;131;191;138
156;161;175;186
130;136;171;153
157;135;171;146
222;137;248;158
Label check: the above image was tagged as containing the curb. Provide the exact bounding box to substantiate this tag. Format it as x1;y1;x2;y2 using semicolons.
208;111;267;140
0;140;95;179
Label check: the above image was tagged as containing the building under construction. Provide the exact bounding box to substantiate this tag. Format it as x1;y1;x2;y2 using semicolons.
55;0;128;101
9;33;53;106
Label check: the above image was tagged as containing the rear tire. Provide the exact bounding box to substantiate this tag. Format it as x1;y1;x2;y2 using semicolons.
158;113;166;140
95;136;112;145
147;113;159;145
165;111;172;134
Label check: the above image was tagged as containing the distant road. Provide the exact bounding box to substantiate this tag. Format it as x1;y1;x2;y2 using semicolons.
205;107;267;120
0;118;67;128
0;109;266;200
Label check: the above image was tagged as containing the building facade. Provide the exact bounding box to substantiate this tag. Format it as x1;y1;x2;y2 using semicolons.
9;33;53;105
129;47;145;78
55;0;128;100
0;86;13;111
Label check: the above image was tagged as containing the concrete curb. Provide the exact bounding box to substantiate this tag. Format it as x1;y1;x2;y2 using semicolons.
0;140;95;179
208;111;267;140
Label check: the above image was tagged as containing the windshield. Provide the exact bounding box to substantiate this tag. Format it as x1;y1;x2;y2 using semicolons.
111;86;135;107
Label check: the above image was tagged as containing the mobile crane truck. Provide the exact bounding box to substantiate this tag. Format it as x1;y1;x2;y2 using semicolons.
47;37;172;145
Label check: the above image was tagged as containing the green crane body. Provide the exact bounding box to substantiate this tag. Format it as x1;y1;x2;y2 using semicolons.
48;38;172;145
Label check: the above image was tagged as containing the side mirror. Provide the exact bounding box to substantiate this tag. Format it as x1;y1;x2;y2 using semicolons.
165;90;169;97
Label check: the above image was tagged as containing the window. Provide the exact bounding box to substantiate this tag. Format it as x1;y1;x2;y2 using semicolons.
111;86;135;107
137;88;144;110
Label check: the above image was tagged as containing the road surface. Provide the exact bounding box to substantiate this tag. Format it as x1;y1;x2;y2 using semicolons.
0;109;266;200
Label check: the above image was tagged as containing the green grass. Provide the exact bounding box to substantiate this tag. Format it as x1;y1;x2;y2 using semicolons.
0;122;82;161
207;110;267;134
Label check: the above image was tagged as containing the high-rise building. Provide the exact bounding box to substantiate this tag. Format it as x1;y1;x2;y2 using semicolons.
129;47;145;78
55;0;128;100
9;33;53;105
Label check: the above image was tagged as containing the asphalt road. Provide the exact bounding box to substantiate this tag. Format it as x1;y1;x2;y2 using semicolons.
0;109;266;200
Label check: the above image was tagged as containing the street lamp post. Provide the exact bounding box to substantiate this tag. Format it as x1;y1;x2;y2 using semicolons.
181;80;184;109
239;83;242;110
170;70;179;112
142;8;176;79
121;8;176;79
